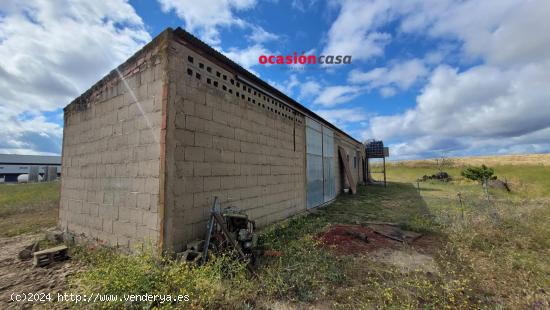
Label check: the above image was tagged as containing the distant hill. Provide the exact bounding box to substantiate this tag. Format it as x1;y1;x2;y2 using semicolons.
390;153;550;167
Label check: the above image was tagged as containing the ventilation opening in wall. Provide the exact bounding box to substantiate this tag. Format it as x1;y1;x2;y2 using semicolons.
187;68;192;76
187;56;194;63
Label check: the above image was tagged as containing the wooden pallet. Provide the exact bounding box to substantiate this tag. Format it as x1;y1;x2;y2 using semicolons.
338;146;357;194
33;245;68;267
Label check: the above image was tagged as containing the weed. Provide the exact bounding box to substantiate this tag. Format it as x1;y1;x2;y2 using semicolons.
0;182;59;236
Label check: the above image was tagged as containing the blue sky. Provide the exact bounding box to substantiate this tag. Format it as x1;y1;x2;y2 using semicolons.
1;0;550;160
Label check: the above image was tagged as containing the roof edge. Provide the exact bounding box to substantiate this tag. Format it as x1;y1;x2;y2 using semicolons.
63;28;174;113
63;27;362;145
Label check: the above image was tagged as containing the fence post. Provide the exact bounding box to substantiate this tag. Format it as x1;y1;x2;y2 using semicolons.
483;177;490;201
457;192;464;221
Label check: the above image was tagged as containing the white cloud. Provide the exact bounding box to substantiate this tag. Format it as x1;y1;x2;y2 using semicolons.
268;76;322;103
159;0;275;73
291;0;318;12
282;75;300;95
396;0;550;67
349;58;428;96
0;0;150;155
379;87;396;98
351;0;550;159
298;80;322;99
321;0;392;62
323;0;550;67
248;25;279;43
220;43;271;71
368;61;550;159
315;108;369;128
158;0;257;45
314;85;362;106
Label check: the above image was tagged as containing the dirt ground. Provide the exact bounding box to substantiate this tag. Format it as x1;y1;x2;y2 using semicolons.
318;225;399;255
318;224;439;273
0;234;81;309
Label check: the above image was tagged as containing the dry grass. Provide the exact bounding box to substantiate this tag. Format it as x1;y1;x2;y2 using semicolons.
0;182;59;236
67;172;550;308
392;153;550;167
3;156;547;308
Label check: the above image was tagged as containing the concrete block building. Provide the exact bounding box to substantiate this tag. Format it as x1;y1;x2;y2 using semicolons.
59;28;365;252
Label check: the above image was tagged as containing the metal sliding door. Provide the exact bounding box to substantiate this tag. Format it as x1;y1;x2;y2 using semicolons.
306;118;336;209
306;118;323;209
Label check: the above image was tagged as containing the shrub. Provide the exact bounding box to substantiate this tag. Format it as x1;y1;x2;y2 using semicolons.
461;165;497;184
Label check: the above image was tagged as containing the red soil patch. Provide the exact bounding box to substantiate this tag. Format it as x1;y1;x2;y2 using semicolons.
317;225;398;255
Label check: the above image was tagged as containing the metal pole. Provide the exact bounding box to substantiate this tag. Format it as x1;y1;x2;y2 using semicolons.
383;157;387;187
202;196;219;264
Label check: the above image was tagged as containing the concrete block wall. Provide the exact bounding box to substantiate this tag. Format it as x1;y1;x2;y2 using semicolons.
59;34;168;248
163;39;307;251
59;28;364;252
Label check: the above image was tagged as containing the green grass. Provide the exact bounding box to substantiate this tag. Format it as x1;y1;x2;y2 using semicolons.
386;162;550;197
0;182;59;236
382;164;550;308
66;162;550;309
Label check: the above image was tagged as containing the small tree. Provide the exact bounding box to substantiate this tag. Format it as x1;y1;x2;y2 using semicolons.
435;154;453;173
461;164;497;184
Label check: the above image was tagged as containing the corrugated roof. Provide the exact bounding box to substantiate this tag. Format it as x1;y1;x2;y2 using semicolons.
0;154;61;165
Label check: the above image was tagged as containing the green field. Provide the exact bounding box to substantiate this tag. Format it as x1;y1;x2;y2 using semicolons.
0;182;59;236
386;162;550;198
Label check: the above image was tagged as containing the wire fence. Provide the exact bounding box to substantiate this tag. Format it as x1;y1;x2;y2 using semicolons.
412;181;532;233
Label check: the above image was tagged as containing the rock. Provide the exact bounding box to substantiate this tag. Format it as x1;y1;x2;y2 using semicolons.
434;171;450;180
488;179;510;192
45;229;64;243
419;171;451;182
